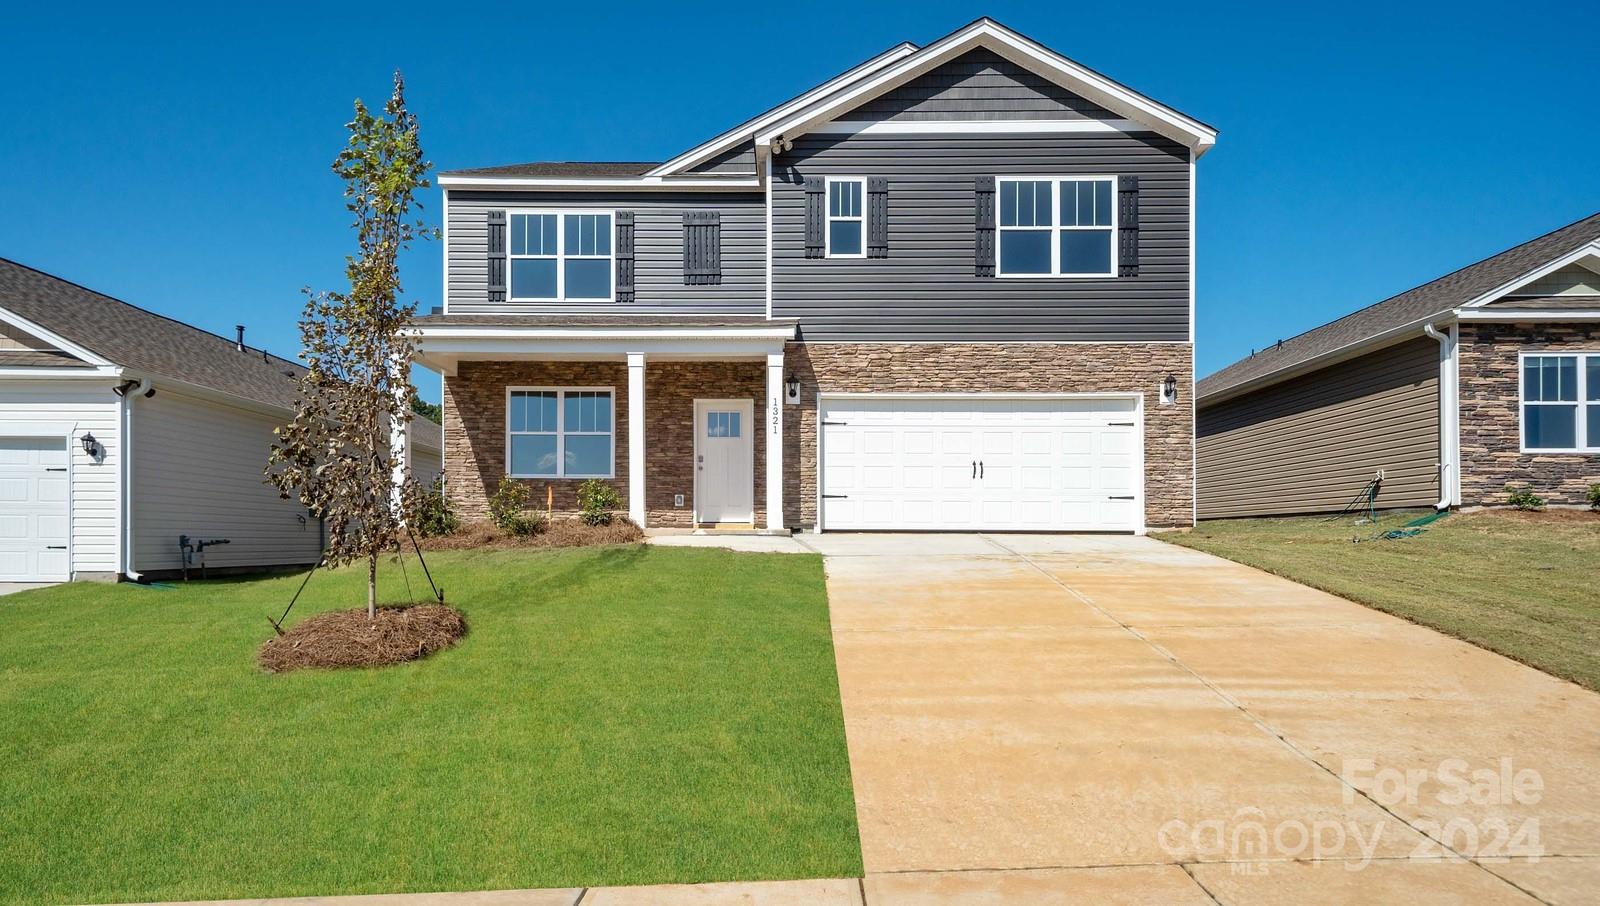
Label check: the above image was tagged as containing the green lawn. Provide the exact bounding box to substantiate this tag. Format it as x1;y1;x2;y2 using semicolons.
1161;509;1600;690
0;545;861;905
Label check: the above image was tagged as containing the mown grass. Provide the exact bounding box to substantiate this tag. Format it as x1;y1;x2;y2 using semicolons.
1161;508;1600;690
0;545;860;904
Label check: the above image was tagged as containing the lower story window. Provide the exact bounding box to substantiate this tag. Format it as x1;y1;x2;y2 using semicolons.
507;388;614;477
1521;353;1600;452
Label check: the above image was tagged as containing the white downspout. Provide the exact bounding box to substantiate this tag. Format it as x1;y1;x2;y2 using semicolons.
1422;324;1458;511
120;378;152;581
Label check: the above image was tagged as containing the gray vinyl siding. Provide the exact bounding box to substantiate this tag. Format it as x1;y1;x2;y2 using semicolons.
447;191;765;315
771;131;1190;341
686;140;756;174
131;389;322;571
1196;337;1440;519
848;48;1119;122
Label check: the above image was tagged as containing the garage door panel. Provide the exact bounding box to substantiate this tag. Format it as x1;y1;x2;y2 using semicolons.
820;397;1141;532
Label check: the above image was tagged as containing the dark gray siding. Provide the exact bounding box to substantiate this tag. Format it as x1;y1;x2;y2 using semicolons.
1197;337;1440;519
849;49;1120;122
446;191;764;315
771;131;1190;341
686;140;757;175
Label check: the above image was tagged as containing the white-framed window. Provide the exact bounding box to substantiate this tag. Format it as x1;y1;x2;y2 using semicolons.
825;177;866;258
509;211;613;302
997;176;1116;278
506;387;615;478
1520;352;1600;453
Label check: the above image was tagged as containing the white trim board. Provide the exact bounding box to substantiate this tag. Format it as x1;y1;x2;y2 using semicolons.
436;175;762;191
809;119;1147;135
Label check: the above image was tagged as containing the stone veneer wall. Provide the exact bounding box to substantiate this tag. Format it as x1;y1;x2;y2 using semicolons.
442;360;766;527
1459;323;1600;505
781;342;1196;529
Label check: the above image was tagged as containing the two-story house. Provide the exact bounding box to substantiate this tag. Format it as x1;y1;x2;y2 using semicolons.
414;18;1216;534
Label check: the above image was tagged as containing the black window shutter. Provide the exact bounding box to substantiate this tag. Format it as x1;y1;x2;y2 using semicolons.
803;177;825;259
973;176;996;277
1118;177;1140;278
866;177;888;258
615;211;635;302
486;210;508;301
683;211;722;285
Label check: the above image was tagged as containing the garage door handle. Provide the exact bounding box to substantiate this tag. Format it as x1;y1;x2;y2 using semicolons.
971;460;976;479
822;494;849;499
822;420;848;426
979;461;984;479
46;545;67;550
1108;495;1135;500
45;467;68;472
1108;421;1135;427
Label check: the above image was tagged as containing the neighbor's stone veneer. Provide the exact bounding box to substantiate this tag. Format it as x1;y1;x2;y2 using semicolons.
1459;323;1600;506
443;343;1195;530
442;360;767;527
782;342;1196;529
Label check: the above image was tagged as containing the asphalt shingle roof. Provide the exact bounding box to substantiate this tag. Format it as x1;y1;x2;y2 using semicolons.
1198;211;1600;401
0;258;306;410
442;161;659;178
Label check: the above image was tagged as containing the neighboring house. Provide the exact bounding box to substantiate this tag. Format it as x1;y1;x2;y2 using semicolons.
0;259;324;581
407;415;443;488
1196;212;1600;518
415;18;1216;534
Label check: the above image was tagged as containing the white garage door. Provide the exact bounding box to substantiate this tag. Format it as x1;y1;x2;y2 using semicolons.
0;438;71;582
820;396;1142;532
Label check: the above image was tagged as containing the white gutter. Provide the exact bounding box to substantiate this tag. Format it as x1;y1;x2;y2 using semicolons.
1422;324;1460;511
1455;309;1600;321
119;378;153;581
413;325;797;340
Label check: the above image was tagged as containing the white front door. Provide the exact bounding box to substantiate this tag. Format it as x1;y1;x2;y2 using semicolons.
0;437;71;581
695;399;754;524
820;396;1143;532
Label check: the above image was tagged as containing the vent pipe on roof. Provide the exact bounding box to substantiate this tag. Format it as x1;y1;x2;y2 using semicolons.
235;325;246;352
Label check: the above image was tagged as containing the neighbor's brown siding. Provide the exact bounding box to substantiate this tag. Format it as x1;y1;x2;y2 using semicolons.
1197;337;1440;518
1459;322;1600;506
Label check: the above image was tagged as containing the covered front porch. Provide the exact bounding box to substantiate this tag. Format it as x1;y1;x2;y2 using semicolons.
414;316;796;531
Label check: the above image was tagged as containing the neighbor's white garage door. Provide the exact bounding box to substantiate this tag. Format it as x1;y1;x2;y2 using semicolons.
0;437;71;582
820;396;1141;532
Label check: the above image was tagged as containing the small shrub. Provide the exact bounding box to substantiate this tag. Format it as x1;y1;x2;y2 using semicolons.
411;477;460;537
488;477;543;535
1588;484;1600;511
1505;485;1546;511
577;478;622;526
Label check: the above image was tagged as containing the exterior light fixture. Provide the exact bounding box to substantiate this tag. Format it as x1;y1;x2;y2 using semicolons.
81;433;99;456
784;372;801;404
1160;374;1178;406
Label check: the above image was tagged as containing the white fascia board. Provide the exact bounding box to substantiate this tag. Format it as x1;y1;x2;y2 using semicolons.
0;305;117;367
1456;308;1600;321
756;21;1217;155
415;325;797;341
436;175;762;191
416;336;790;362
1459;241;1600;308
124;372;297;419
809;119;1147;135
647;42;921;177
0;366;123;379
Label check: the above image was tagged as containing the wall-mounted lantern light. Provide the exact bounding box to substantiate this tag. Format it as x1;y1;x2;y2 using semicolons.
1160;374;1178;406
784;372;801;405
81;433;99;456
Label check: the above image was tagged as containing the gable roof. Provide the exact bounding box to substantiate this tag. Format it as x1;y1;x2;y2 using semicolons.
1198;211;1600;403
0;258;306;410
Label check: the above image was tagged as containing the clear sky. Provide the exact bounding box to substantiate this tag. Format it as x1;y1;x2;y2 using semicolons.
4;1;1596;403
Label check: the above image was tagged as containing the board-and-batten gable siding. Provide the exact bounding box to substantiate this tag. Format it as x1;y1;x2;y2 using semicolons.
1493;263;1600;300
685;140;757;175
1196;337;1440;519
0;380;121;574
846;47;1121;122
771;130;1190;341
131;389;320;571
446;191;765;315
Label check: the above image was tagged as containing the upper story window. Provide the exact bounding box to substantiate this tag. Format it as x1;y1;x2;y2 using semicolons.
826;178;866;258
510;212;612;301
997;177;1116;278
1522;353;1600;453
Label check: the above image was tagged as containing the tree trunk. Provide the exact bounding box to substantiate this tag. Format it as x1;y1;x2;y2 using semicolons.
367;554;377;620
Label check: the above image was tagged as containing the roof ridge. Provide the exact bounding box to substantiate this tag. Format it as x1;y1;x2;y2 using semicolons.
0;256;306;372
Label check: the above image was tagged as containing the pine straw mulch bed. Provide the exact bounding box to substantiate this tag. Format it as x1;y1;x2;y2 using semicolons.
259;604;467;673
416;518;644;552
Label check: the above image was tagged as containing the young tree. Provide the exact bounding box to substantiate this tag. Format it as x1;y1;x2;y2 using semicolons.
268;72;433;618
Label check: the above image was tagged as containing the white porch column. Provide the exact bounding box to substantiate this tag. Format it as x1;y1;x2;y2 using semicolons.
627;352;647;527
765;351;784;531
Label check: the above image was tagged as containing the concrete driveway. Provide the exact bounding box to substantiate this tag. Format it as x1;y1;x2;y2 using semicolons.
810;533;1600;905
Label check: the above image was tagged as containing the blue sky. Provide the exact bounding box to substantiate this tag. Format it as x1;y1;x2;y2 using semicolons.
4;2;1596;403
